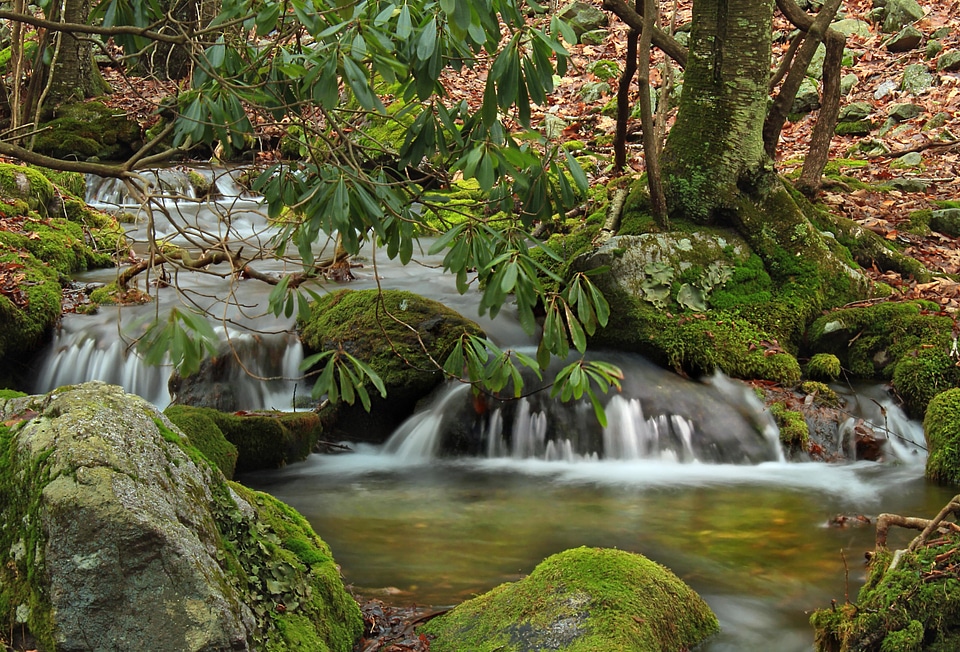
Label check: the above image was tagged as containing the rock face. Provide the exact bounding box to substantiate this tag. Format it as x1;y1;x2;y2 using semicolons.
0;382;362;651
923;388;960;485
420;547;719;651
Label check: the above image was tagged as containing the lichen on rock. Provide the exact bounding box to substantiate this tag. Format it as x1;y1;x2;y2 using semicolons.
0;382;362;651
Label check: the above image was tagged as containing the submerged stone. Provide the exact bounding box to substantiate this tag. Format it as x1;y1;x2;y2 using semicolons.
421;547;718;652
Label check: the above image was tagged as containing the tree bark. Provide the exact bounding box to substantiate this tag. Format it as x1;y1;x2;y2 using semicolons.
45;0;110;106
637;0;667;227
660;0;774;222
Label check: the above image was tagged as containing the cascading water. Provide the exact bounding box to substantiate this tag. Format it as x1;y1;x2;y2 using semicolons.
29;167;942;651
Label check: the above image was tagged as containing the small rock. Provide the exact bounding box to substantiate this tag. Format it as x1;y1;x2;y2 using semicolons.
888;178;930;193
542;114;566;140
923;112;949;131
931;209;960;237
885;25;922;52
891;151;923;168
932;27;953;40
792;77;821;114
831;18;873;40
838;101;873;122
938;50;960;73
925;40;943;60
579;81;610;103
900;63;934;95
887;102;923;122
841;73;860;96
881;0;925;34
874;78;899;100
579;29;607;45
558;1;608;39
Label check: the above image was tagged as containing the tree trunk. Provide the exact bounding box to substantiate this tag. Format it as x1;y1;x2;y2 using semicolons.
46;0;109;105
661;0;774;222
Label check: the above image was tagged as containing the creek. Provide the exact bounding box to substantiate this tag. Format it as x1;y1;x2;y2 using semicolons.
30;170;952;651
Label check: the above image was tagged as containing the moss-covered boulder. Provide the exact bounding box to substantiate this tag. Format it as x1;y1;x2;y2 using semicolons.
163;404;326;474
574;231;802;385
32;101;142;161
0;382;362;651
807;301;959;417
163;404;239;479
299;289;483;443
923;389;960;486
812;538;960;651
0;252;62;370
420;546;718;652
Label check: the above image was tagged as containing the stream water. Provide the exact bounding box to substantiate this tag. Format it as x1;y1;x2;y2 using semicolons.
29;170;953;650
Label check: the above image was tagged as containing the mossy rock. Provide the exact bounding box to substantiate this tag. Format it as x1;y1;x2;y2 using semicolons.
812;542;960;651
770;402;809;449
808;301;958;416
32;101;142;161
0;382;362;651
807;353;842;382
573;232;801;385
163;404;239;479
299;289;483;443
0;164;56;214
923;388;960;486
162;405;323;473
420;546;718;652
0;252;62;366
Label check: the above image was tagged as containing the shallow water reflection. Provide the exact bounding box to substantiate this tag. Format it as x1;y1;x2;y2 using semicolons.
244;453;954;651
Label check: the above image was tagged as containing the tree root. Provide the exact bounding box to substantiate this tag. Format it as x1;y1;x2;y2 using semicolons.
875;494;960;569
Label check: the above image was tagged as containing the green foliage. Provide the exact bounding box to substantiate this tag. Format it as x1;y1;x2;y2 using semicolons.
136;308;220;378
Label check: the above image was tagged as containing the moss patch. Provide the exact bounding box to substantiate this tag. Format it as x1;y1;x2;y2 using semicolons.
812;543;960;651
32;101;141;161
163;405;239;479
162;405;321;474
923;388;960;486
421;547;718;652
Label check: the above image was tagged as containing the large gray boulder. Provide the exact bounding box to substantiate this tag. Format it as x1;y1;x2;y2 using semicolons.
0;382;362;651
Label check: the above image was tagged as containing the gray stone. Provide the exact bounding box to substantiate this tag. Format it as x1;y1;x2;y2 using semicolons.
831;18;873;40
579;81;610;103
881;0;925;33
885;25;923;52
838;101;873;122
888;178;930;193
874;78;899;100
932;27;953;40
931;209;960;237
891;151;923;168
543;113;566;140
923;112;950;131
792;77;821;114
888;102;923;122
841;73;860;96
579;29;607;45
901;63;934;95
938;50;960;73
0;382;363;652
926;40;943;60
807;43;827;80
558;2;608;39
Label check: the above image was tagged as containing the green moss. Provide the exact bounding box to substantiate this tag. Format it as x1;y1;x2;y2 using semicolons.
808;301;953;386
587;59;621;81
807;353;842;382
908;209;933;235
834;120;874;136
162;405;321;474
33;166;86;198
32;101;141;161
421;547;718;652
770;402;809;448
223;484;364;651
163;406;239;479
800;381;840;407
0;164;55;214
812;540;960;651
893;348;960;418
0;252;61;364
299;289;482;397
923;388;960;485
